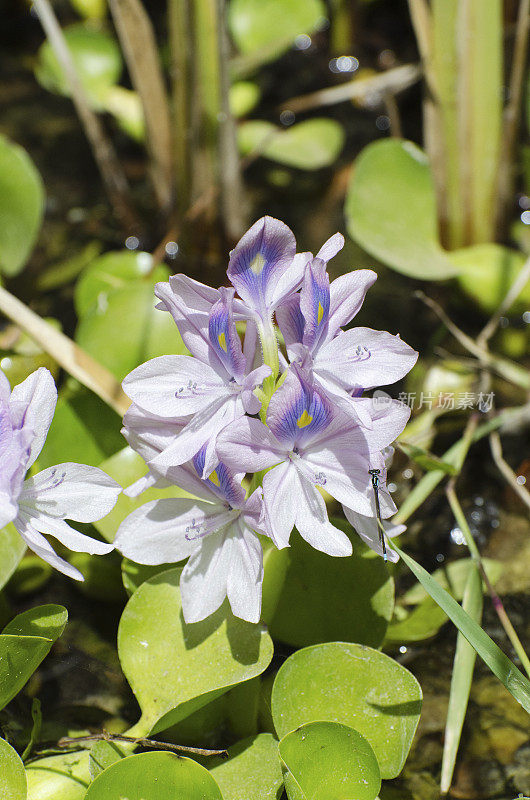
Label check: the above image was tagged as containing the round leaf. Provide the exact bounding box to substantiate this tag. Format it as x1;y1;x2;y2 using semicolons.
345;139;457;280
0;604;68;710
85;752;223;799
118;567;274;735
0;524;26;592
75;252;186;380
35;23;122;108
238;119;344;169
0;135;44;276
0;738;27;800
269;525;394;648
26;751;90;800
451;243;530;313
228;0;326;57
271;642;422;779
279;721;380;800
209;733;283;800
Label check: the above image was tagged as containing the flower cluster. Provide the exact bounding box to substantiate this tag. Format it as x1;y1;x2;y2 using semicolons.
115;217;417;624
0;368;121;579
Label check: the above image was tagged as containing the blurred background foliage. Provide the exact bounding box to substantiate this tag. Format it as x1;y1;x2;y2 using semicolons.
0;0;530;798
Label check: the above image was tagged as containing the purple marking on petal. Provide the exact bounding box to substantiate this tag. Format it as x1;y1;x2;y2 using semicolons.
208;288;246;381
227;216;296;313
267;365;332;449
300;257;330;351
192;445;245;508
275;293;305;348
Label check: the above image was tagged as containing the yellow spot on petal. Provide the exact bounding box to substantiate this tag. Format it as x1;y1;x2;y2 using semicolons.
218;332;227;351
209;470;220;487
317;302;324;324
297;409;313;428
250;253;266;275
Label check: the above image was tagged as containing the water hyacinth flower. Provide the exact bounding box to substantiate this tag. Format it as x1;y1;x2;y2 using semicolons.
342;507;406;563
217;366;410;555
114;444;268;623
0;368;121;580
276;233;418;414
122;287;270;478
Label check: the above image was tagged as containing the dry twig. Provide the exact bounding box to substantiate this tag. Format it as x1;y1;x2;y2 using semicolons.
57;730;227;758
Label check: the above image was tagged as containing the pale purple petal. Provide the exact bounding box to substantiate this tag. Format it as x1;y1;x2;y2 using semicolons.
325;269;377;341
208;288;246;381
123;355;227;417
316;232;344;262
296;448;376;516
226;524;263;623
227;216;296;313
268;251;310;310
122;403;187;464
294;470;352;556
0;492;19;529
160;274;221;313
19;463;121;522
180;530;234;623
315;327;418;390
276;293;304;349
9;367;57;468
14;514;84;581
261;461;297;548
241;364;271;415
342;506;404;563
27;515;113;555
192;445;246;507
216;416;285;473
300;257;330;351
115;498;229;564
266;365;332;449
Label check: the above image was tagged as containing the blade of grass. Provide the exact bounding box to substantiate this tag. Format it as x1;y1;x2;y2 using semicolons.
440;565;482;794
392;543;530;714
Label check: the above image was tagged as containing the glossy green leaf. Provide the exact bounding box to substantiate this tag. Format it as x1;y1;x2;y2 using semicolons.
0;605;67;710
394;544;530;713
26;751;90;800
35;23;122;108
94;447;192;543
75;251;186;380
0;135;44;276
85;752;223;799
0;738;27;800
118;567;274;735
440;566;483;793
209;733;283;800
385;596;450;643
345;139;457;280
270;523;394;648
228;0;325;57
271;642;422;779
89;740;128;780
279;722;380;800
8;555;52;597
36;387;123;469
0;524;26;591
238;119;344;169
451;244;530;313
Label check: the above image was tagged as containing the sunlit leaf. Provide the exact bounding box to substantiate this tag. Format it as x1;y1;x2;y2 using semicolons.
394;544;530;713
89;740;128;780
345;139;457;280
26;751;90;800
450;244;530;313
270;524;394;648
0;737;27;800
118;567;274;735
230;81;261;117
0;605;68;710
209;733;283;800
101;86;145;141
85;752;222;799
0;524;26;592
35;23;122;108
0;135;44;276
271;642;422;779
279;722;380;800
75;251;186;380
238;119;344;169
228;0;326;58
